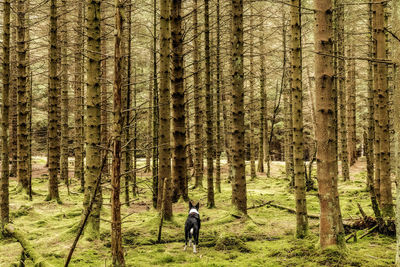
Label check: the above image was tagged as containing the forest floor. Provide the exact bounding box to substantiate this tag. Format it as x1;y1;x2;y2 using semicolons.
0;157;396;266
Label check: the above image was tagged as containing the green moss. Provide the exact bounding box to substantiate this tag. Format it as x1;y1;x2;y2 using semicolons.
0;161;397;267
215;233;251;253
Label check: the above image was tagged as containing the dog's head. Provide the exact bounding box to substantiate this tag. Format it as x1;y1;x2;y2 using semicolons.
189;201;199;213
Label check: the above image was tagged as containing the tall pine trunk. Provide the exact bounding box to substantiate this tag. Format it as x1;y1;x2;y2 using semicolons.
84;0;102;238
205;0;215;208
111;1;125;265
346;46;357;166
152;0;159;209
47;0;60;201
159;0;172;219
16;0;29;193
1;0;11;225
231;0;246;214
60;0;70;189
248;5;256;180
74;1;85;192
101;1;109;176
193;0;203;189
290;0;308;238
314;0;344;249
171;0;187;202
215;0;222;193
337;0;349;181
258;33;266;173
374;0;393;217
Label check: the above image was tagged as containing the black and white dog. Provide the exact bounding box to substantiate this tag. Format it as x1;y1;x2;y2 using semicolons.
184;202;201;253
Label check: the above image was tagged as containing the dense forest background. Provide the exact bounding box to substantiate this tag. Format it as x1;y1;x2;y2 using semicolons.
0;0;400;266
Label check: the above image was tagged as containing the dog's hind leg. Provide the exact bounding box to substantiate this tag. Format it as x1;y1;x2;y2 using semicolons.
193;230;199;253
189;228;193;247
184;229;188;251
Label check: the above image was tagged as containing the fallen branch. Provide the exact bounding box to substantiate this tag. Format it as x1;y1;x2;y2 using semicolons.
248;201;273;210
4;224;52;267
359;225;379;239
357;203;367;219
266;202;320;220
345;231;357;243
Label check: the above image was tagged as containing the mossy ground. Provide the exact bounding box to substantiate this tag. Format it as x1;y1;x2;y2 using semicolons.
0;158;396;266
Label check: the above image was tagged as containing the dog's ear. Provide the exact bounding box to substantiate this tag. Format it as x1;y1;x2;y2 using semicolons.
195;202;199;210
189;201;193;209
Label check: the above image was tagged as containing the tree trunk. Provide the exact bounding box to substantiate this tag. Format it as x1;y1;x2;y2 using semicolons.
171;0;187;203
10;8;17;178
204;0;215;208
366;2;381;220
74;1;85;192
60;0;69;189
101;1;109;176
1;0;11;226
248;5;256;180
374;0;393;217
83;0;102;238
258;33;266;174
336;0;349;181
215;0;222;193
125;0;132;206
346;45;357;167
16;0;29;193
111;1;126;265
231;0;247;215
314;0;344;249
282;12;293;183
193;0;203;189
290;0;308;238
152;0;159;209
47;0;60;201
159;0;172;220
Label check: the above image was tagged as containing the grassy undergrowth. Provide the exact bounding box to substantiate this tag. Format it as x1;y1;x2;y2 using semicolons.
0;159;396;266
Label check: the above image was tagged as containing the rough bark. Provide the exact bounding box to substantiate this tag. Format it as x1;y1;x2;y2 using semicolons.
159;0;172;219
290;0;308;238
205;0;215;208
314;0;344;249
374;0;393;217
248;5;256;180
258;33;267;174
346;46;357;167
16;0;29;193
111;1;125;264
60;0;70;189
171;0;187;203
193;0;204;189
366;2;381;220
125;0;132;205
152;0;159;209
47;0;60;201
336;0;349;181
74;1;85;192
83;0;102;238
101;1;109;176
1;0;11;226
231;0;247;214
215;0;222;193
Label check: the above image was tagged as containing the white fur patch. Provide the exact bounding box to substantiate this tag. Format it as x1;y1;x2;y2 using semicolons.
190;228;194;235
193;244;197;253
189;208;199;215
